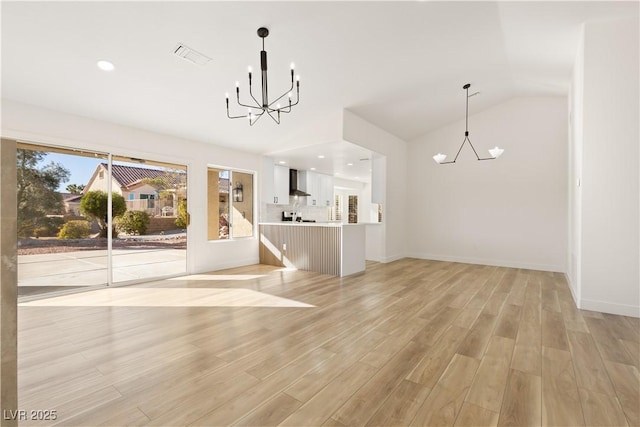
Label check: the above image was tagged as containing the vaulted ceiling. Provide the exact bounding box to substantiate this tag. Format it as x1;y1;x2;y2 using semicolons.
2;1;636;154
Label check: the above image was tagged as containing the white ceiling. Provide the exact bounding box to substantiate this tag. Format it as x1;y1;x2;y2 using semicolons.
2;1;636;158
267;140;374;183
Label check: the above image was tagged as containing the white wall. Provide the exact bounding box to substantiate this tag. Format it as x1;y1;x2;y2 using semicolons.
568;29;585;304
406;97;568;272
1;99;261;273
342;110;407;262
573;18;640;317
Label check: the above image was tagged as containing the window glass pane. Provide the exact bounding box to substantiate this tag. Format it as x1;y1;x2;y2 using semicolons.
231;171;254;238
110;158;188;283
208;168;230;240
334;195;342;221
348;195;358;224
15;144;108;297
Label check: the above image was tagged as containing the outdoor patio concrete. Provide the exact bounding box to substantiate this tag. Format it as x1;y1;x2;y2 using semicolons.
18;248;186;290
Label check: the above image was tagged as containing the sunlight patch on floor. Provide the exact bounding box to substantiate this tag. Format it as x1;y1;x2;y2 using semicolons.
19;287;315;308
167;274;266;281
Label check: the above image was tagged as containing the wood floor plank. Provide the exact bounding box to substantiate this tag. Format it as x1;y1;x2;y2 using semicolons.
278;362;378;426
410;354;480;426
365;380;432;427
494;304;522;340
541;346;585;426
452;307;482;330
603;360;640;426
232;392;302;426
406;325;469;388
332;340;428;426
60;396;150;427
465;336;514;413
511;345;541;376
284;331;386;403
516;302;541;348
601;313;639;341
140;369;261;425
14;260;637;427
498;369;542;427
483;292;509;317
559;298;590;333
21;386;122;427
361;321;429;368
321;417;347;427
567;330;616;395
456;313;497;360
454;402;499;427
542;309;570;351
584;316;637;365
621;339;640;370
541;283;561;313
414;306;461;346
579;387;629;427
192;347;336;426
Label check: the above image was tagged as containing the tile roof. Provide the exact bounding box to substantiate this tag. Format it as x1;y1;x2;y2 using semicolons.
101;163;185;189
60;193;83;202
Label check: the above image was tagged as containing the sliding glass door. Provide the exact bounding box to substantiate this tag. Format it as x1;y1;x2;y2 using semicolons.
16;142;187;298
16;143;109;297
110;155;187;284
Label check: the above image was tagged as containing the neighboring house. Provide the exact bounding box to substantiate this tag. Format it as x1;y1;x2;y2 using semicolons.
60;192;82;215
84;163;187;217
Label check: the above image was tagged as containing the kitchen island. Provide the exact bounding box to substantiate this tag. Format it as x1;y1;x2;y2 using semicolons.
259;222;365;276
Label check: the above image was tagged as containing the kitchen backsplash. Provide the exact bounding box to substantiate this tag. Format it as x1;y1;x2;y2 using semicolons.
262;197;334;223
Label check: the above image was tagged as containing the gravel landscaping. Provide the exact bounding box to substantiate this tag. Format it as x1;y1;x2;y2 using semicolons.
18;233;186;255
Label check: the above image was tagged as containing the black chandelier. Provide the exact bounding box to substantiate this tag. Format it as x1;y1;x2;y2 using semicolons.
226;27;300;126
433;83;504;164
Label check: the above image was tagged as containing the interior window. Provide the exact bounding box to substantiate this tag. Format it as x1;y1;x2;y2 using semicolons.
208;168;254;240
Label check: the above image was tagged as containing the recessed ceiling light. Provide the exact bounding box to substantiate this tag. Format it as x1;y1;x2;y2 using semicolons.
310;167;316;171
355;176;360;179
278;160;286;164
317;155;325;159
97;60;115;71
347;163;353;166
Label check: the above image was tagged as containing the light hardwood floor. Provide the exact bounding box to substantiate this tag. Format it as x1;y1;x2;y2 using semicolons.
17;259;640;426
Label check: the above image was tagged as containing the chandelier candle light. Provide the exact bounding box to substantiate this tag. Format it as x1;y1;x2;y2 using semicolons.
433;83;504;164
226;27;300;126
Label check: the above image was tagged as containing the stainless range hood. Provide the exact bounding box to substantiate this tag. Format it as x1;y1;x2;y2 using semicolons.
289;169;311;197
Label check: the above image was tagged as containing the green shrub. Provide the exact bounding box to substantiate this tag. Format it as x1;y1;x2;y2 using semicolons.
175;199;188;229
33;227;48;238
116;210;150;235
58;220;91;239
41;216;65;236
80;191;126;237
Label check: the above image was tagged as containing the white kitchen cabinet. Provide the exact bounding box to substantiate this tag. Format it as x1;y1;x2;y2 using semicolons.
301;171;333;207
273;165;290;205
262;157;290;205
319;173;334;207
302;171;319;206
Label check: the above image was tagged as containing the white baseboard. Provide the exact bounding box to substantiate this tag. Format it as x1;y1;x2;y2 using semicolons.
407;252;564;273
381;253;405;263
579;298;640;318
563;272;581;309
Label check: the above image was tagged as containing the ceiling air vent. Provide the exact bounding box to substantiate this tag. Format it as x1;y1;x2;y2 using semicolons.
173;43;211;66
